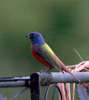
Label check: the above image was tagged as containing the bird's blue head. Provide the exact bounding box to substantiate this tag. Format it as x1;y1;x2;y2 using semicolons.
25;32;45;45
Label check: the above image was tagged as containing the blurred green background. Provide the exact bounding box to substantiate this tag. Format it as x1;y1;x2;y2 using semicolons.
0;0;89;99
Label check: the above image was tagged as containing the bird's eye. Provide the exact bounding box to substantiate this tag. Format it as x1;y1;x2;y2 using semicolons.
30;34;35;39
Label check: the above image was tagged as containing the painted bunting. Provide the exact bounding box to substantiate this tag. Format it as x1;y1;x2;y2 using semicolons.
26;32;79;81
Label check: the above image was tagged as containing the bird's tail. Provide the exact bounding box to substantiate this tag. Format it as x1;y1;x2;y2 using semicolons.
54;54;80;82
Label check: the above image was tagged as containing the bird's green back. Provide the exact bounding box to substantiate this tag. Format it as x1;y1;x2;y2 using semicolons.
41;43;62;71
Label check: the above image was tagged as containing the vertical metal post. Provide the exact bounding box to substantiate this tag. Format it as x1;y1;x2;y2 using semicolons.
30;73;41;100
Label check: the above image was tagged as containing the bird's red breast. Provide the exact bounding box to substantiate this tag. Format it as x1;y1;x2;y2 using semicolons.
31;44;54;68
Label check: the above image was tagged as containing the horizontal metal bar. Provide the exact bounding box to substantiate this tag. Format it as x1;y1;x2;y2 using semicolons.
0;72;88;87
0;81;25;87
0;76;30;81
0;76;30;88
38;72;89;85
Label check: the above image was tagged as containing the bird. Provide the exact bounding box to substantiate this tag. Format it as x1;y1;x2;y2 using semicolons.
25;32;79;81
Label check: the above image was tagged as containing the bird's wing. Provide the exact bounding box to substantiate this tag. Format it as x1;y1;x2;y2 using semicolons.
38;43;63;71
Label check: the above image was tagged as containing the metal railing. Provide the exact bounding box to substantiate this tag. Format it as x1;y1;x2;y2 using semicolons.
0;72;89;100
